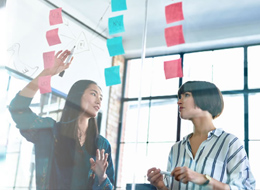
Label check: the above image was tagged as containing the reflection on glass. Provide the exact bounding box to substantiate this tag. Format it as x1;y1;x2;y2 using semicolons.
249;93;260;140
148;99;178;142
183;48;243;91
213;94;244;140
248;45;260;89
249;141;260;190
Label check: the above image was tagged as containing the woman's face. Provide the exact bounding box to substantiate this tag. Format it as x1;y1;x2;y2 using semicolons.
177;92;205;120
81;83;103;118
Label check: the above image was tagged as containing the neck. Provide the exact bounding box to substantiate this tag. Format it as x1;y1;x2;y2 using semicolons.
77;113;90;145
191;113;215;136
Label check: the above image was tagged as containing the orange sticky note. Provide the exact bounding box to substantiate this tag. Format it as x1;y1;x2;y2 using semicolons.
164;58;183;79
38;76;52;94
43;51;55;69
49;8;63;25
46;28;61;46
165;2;184;24
164;25;185;47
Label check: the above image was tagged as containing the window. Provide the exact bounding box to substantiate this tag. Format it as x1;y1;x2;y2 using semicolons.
117;46;259;190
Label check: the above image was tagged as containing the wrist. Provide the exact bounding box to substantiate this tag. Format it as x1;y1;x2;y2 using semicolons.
200;174;212;186
98;174;107;185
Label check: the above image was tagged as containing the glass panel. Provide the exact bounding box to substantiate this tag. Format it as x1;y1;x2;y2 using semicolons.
122;101;149;143
248;93;260;140
213;94;244;140
248;45;260;89
249;141;260;190
147;142;174;172
150;55;180;96
180;118;194;139
148;99;178;142
117;143;147;189
183;48;244;91
125;58;153;98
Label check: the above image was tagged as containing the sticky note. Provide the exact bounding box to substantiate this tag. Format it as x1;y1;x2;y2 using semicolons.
46;28;61;46
104;66;121;86
49;7;63;25
107;37;125;57
164;58;183;79
111;0;127;12
165;2;184;24
38;76;52;94
164;25;185;47
109;15;125;35
43;51;55;69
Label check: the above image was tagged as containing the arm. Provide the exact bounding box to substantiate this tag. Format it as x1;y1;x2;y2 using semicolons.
9;50;73;142
19;50;72;98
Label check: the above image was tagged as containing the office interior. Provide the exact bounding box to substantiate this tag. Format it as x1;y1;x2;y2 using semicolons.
0;0;259;189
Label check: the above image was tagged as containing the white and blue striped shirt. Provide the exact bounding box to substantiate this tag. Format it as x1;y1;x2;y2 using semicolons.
165;128;256;190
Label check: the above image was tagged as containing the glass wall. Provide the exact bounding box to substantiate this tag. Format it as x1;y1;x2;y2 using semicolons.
0;68;66;190
117;45;260;190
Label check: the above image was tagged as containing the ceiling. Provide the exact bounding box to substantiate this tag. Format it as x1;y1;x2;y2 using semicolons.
43;0;260;58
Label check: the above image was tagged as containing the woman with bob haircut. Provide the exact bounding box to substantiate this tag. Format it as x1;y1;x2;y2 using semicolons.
9;50;114;190
147;81;255;190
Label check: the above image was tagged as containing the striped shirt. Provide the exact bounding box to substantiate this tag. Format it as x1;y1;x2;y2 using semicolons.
165;128;256;190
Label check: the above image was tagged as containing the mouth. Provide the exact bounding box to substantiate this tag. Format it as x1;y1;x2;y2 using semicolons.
179;107;184;111
94;106;100;111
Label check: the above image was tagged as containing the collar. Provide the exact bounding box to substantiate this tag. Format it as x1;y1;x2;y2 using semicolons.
182;128;224;144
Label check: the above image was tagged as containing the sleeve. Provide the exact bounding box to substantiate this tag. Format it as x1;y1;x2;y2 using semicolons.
227;138;256;189
164;146;174;189
93;137;115;190
8;92;56;143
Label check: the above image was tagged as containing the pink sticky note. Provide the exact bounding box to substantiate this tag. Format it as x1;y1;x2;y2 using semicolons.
165;2;184;24
164;25;185;47
46;28;61;46
38;76;52;94
164;58;183;79
49;8;63;25
43;51;55;69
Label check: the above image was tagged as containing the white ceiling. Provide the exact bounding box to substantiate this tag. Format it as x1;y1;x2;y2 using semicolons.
45;0;260;58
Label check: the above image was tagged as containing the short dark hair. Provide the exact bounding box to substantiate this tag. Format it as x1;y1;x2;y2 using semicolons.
178;81;224;119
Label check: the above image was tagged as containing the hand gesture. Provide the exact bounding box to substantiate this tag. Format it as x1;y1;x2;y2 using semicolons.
147;167;166;189
172;166;204;185
48;50;73;76
90;149;108;184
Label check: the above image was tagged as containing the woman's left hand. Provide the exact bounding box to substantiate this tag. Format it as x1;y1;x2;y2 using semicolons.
90;149;108;184
172;166;206;185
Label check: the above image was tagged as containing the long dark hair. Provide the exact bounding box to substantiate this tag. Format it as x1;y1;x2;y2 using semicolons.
58;80;100;157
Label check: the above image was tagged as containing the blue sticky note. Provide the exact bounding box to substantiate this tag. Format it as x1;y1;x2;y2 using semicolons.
109;15;125;35
107;37;125;57
111;0;127;12
104;66;121;86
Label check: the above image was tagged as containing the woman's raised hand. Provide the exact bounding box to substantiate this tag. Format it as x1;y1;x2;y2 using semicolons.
48;50;73;76
147;167;167;190
90;149;108;185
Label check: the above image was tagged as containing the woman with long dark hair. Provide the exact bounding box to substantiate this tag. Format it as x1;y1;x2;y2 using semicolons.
9;50;114;190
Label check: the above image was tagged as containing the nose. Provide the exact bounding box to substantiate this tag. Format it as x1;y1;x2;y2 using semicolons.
95;96;101;105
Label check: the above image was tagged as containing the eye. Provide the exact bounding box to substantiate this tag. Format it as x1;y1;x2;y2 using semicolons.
184;92;191;97
91;92;96;96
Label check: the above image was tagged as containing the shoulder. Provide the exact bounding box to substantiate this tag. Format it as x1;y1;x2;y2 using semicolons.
97;135;111;149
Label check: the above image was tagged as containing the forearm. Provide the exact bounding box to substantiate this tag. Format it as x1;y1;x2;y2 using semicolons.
208;178;230;190
19;69;51;98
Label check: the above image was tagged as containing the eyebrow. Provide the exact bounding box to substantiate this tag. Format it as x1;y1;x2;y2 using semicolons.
90;89;103;97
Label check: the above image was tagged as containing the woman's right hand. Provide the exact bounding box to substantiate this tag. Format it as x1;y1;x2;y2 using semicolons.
47;50;73;76
147;167;167;190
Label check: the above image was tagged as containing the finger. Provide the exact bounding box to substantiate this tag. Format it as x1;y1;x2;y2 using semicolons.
104;153;108;161
100;149;105;160
89;158;95;166
147;167;157;175
96;149;100;160
55;50;63;58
